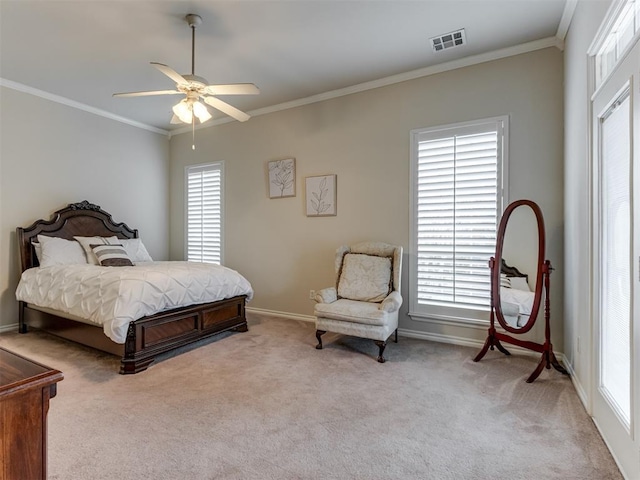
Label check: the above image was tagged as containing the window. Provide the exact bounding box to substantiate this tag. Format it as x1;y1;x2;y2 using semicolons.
409;116;507;324
595;0;639;88
185;162;223;264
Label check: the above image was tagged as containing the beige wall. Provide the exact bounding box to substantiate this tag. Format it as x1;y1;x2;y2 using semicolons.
0;87;170;329
563;0;612;401
170;47;565;348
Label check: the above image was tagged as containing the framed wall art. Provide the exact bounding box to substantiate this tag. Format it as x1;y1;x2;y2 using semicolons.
305;174;337;217
268;158;296;198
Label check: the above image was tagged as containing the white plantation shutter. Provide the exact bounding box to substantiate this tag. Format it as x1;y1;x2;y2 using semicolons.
411;117;506;319
186;163;223;264
599;90;631;423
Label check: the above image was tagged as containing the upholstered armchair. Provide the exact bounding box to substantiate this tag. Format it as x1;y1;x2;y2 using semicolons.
314;242;403;363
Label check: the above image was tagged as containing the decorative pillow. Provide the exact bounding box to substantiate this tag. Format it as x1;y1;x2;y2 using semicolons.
37;235;87;267
118;238;153;262
74;236;119;265
337;253;392;302
500;274;511;288
510;276;531;292
90;244;134;267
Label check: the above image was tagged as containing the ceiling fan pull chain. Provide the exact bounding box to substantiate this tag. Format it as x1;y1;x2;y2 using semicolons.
192;115;196;150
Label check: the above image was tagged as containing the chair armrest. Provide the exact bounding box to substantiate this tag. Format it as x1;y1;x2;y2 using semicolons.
379;291;403;312
315;287;337;304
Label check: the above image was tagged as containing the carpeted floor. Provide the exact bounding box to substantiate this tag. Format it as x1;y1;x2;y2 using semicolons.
1;313;622;479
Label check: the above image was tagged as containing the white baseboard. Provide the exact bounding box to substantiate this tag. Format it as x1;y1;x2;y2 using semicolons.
560;355;590;413
0;323;18;334
246;309;567;360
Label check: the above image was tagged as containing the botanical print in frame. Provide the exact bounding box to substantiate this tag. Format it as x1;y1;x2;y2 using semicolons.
268;158;296;198
305;174;337;217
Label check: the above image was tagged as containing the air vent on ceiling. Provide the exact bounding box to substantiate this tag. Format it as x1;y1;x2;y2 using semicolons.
430;29;466;52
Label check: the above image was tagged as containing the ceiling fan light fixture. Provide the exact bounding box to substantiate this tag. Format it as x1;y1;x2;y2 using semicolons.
192;101;212;123
172;99;193;124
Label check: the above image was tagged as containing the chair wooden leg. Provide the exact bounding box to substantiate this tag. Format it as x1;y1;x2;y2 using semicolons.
394;329;398;343
374;340;387;363
315;330;326;350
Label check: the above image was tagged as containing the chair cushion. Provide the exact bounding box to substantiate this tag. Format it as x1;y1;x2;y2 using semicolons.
314;299;390;326
337;253;391;302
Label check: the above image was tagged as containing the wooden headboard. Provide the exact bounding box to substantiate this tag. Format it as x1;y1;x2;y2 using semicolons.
500;258;528;282
17;200;138;272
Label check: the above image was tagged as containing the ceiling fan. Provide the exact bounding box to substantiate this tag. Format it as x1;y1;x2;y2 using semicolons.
113;14;259;126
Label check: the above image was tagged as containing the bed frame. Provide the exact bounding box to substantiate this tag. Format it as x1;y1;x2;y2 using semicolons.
16;200;248;374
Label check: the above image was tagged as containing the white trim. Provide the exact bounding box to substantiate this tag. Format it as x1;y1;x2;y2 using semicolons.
246;307;315;323
408;311;489;330
556;0;579;43
0;78;169;136
592;417;632;480
0;323;18;334
1;36;562;138
171;37;560;136
563;354;591;413
398;326;564;360
588;0;631;55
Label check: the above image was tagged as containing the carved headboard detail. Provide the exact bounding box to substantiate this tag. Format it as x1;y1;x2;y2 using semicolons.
17;201;138;272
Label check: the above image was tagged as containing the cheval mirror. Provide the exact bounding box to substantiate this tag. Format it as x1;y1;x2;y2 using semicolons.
474;199;569;383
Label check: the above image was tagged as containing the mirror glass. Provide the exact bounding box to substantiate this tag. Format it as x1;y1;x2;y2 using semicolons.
493;201;544;333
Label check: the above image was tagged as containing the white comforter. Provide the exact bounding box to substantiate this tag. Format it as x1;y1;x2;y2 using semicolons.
499;286;534;328
15;261;254;344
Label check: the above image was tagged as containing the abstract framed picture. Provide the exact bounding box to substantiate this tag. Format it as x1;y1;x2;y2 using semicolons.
268;158;296;198
305;174;337;217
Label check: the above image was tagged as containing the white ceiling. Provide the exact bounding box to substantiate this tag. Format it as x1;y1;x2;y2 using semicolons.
0;1;569;133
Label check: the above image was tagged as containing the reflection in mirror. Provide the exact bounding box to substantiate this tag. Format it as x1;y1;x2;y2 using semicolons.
473;199;569;383
499;204;539;330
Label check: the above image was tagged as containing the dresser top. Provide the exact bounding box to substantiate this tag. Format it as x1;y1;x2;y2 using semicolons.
0;347;63;397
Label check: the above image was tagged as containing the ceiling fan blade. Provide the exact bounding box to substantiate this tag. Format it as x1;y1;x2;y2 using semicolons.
113;89;181;98
151;62;188;86
204;84;260;96
203;96;251;122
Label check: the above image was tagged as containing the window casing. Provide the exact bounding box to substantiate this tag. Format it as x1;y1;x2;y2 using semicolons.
185;162;223;264
595;0;639;89
409;116;508;325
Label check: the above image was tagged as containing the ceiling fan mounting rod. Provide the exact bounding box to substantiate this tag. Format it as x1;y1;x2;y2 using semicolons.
186;14;202;76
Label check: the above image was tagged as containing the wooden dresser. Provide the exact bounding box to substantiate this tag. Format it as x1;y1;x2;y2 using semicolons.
0;347;63;480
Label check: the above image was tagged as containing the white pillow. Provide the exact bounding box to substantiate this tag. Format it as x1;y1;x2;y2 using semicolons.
74;236;119;265
37;235;87;267
500;273;511;288
118;238;153;262
337;253;392;302
32;242;42;263
510;276;531;292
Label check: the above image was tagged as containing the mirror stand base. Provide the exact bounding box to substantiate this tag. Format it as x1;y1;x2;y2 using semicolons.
474;328;570;383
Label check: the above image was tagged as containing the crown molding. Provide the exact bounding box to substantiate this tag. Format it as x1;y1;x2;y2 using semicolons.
0;78;169;136
2;35;561;139
556;0;578;46
172;35;562;137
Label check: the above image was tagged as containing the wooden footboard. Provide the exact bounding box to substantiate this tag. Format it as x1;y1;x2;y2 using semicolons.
20;295;248;374
120;295;247;374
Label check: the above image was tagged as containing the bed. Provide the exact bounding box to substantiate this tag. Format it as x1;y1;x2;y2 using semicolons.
15;200;253;374
499;259;534;328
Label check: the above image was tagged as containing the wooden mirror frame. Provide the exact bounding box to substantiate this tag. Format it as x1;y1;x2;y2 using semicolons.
474;199;569;383
493;200;544;333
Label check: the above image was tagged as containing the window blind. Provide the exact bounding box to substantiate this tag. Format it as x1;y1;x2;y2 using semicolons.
600;90;631;424
186;163;222;264
414;122;501;311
